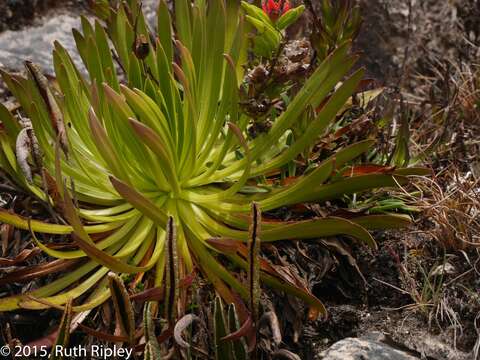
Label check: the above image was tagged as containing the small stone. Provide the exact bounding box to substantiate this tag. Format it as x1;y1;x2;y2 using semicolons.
431;262;456;277
319;337;418;360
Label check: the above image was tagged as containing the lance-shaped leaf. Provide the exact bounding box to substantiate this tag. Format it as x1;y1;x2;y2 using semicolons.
128;118;180;194
226;304;248;360
164;216;178;324
214;296;234;360
0;102;21;139
88;107;131;184
108;272;136;345
49;297;73;360
248;203;261;324
109;176;168;226
62;184;154;273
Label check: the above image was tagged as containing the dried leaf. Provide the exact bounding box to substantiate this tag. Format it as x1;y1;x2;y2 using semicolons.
0;247;41;266
0;259;77;285
143;302;161;357
42;169;65;214
1;223;13;256
25;61;68;155
130;287;164;303
108;272;135;345
15;128;33;183
259;311;282;345
272;349;301;360
174;313;200;349
321;238;366;285
77;323;130;343
165;216;178;324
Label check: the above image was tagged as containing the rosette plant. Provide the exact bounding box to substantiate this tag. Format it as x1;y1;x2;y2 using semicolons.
0;0;424;317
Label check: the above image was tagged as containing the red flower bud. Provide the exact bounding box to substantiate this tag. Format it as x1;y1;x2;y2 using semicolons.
262;0;291;22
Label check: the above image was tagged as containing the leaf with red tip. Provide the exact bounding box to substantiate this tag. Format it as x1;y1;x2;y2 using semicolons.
340;165;396;177
221;315;253;342
109;176;168;226
206;237;243;254
130;287;164;303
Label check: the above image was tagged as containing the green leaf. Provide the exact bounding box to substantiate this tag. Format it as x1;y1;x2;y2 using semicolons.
109;176;168;227
214;296;234;360
227;304;248;360
276;5;305;30
88;107;131;184
49;297;73;360
248;203;261;323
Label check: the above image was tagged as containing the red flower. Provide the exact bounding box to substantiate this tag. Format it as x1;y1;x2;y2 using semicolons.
262;0;291;22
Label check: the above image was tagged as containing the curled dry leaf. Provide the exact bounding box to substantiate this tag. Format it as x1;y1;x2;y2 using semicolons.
272;349;302;360
259;311;282;346
174;313;200;349
15;116;42;184
227;304;249;360
221;315;253;342
15;128;33;183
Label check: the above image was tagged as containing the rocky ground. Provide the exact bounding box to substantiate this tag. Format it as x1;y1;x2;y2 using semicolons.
0;1;479;359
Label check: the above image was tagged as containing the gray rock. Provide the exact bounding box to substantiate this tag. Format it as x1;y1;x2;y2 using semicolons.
0;0;160;74
0;12;87;74
319;337;418;360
